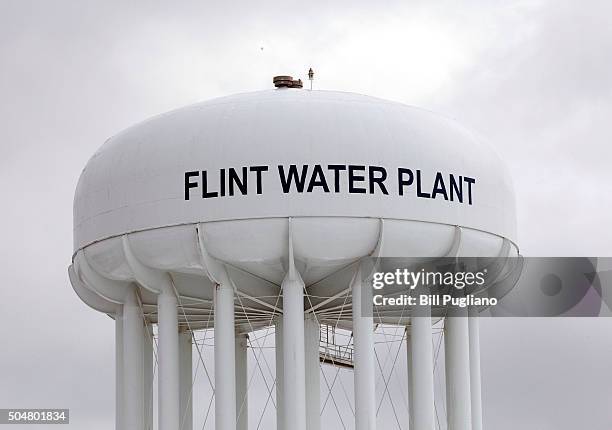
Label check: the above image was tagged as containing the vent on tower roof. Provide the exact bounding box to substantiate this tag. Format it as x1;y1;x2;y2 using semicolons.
273;75;303;88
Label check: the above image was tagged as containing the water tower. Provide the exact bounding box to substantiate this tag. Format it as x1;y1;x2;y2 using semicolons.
68;76;518;430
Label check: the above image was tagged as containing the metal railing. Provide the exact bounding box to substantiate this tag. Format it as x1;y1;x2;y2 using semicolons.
319;324;354;367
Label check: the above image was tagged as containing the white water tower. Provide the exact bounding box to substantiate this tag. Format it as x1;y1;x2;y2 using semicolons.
69;75;518;430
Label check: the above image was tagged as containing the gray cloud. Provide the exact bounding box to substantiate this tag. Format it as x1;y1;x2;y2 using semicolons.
1;0;611;428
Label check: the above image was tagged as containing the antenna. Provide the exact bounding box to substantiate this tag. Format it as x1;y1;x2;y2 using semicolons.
308;67;314;90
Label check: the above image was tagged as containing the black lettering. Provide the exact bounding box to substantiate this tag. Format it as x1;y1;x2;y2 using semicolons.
184;171;199;200
368;166;389;195
278;164;308;193
229;167;248;196
219;168;226;197
450;175;463;203
431;172;448;200
464;177;475;205
307;164;330;192
398;168;414;196
327;165;346;192
202;171;218;199
416;170;431;199
348;165;366;194
249;165;268;194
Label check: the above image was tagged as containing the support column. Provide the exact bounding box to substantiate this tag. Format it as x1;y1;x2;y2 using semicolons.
143;324;154;430
409;301;435;430
215;281;236;430
179;330;193;430
282;273;306;430
468;308;483;430
275;317;284;430
115;310;124;430
304;315;321;430
236;333;249;430
445;307;472;430
158;290;180;430
406;329;413;430
351;267;376;430
123;287;145;430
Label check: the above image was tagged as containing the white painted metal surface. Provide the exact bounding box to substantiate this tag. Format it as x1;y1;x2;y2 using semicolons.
179;331;193;430
158;290;180;430
144;325;154;430
351;267;376;430
235;333;248;430
406;329;414;430
469;309;483;430
214;281;236;430
410;301;435;430
281;249;307;430
68;86;519;430
275;318;284;430
123;287;145;430
73;89;516;252
304;315;321;430
115;313;124;430
445;308;473;430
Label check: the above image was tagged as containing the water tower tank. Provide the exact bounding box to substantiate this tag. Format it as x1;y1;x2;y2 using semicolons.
69;83;518;430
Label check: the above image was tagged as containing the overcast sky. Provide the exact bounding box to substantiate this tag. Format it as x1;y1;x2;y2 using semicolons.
1;0;611;429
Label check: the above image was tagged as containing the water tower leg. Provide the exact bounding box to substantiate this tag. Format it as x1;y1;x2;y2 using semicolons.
304;315;321;430
179;330;193;430
275;317;284;430
410;303;435;430
406;329;413;430
282;274;307;430
115;311;124;430
351;268;376;430
123;287;145;430
215;282;237;430
144;324;154;430
235;333;249;430
158;290;180;430
444;309;472;430
468;309;483;430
